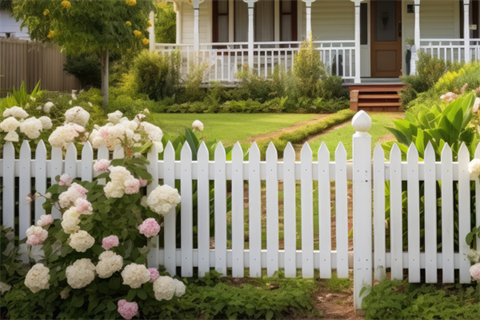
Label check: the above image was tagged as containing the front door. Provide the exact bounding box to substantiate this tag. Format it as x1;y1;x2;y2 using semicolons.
371;0;402;77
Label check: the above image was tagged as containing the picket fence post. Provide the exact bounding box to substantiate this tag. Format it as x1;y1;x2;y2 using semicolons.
351;111;373;312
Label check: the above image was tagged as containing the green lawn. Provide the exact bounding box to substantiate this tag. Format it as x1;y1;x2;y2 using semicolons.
148;113;318;145
308;112;404;160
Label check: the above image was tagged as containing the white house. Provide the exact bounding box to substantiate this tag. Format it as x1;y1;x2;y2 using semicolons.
0;10;30;40
151;0;480;84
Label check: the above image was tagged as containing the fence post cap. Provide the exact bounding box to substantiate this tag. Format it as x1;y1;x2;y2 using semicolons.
352;111;372;133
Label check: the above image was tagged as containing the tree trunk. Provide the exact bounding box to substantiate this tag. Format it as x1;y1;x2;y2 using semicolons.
100;48;109;110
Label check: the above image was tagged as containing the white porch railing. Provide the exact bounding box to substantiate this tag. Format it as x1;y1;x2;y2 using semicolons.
420;38;480;63
155;41;356;82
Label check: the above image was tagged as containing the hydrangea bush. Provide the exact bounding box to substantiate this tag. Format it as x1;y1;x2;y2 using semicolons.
2;107;187;320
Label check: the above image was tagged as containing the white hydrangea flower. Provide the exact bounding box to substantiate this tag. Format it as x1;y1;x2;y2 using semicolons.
43;102;54;113
121;263;150;289
20;117;43;139
48;123;85;149
192;120;204;132
140;196;148;208
107;111;123;124
0;282;11;295
65;106;90;127
468;159;480;177
153;276;176;301
173;279;186;297
147;185;181;216
61;207;81;234
0;117;21;132
96;251;123;278
69;230;95;253
39;116;53;130
66;258;96;289
104;166;136;198
3;106;28;119
141;122;163;142
58;183;88;209
25;263;50;293
4;131;19;142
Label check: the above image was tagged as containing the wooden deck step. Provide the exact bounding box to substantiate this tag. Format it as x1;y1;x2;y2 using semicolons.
358;102;402;107
359;94;400;99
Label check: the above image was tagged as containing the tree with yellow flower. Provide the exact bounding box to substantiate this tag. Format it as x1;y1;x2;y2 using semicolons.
12;0;155;109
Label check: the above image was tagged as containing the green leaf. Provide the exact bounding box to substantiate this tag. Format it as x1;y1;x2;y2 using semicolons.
137;288;147;300
107;301;116;311
266;310;274;320
73;297;84;308
126;289;137;302
108;277;121;290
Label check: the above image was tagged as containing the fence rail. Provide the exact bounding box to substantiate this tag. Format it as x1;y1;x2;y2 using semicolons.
420;38;480;63
0;38;81;96
155;40;356;82
1;112;479;310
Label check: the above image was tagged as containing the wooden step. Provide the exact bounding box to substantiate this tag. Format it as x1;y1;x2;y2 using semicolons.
359;94;400;99
358;102;402;107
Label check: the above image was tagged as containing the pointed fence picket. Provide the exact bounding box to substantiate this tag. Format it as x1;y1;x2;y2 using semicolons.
2;111;480;313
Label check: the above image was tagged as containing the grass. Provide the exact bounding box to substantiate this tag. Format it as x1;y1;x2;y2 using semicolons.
147;113;318;145
308;112;404;160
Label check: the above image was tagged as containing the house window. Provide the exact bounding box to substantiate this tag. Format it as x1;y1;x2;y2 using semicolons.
255;0;274;42
281;0;297;42
213;0;229;42
360;3;368;45
234;0;248;42
460;0;479;39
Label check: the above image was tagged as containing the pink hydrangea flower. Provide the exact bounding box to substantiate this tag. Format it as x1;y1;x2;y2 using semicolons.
117;299;138;320
137;218;160;238
72;183;88;196
59;174;73;186
37;214;54;227
470;263;480;281
102;235;119;250
94;159;111;172
124;178;140;194
139;177;148;187
148;268;159;282
75;198;92;214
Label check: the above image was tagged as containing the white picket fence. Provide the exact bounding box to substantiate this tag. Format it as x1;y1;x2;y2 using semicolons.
1;111;479;310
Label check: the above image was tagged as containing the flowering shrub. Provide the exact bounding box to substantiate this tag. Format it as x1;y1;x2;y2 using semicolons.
2;108;186;320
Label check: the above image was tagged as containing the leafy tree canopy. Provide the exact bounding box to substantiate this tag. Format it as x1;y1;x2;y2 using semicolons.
155;2;175;44
12;0;155;56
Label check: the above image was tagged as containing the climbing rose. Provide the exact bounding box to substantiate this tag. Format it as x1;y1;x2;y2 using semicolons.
59;174;73;186
75;198;93;215
471;263;480;281
147;185;181;216
25;263;50;293
468;159;480;177
26;226;48;246
192;120;204;132
37;214;54;227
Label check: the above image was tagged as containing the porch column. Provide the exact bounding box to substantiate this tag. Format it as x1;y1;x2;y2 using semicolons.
303;0;315;40
464;0;471;62
352;0;363;83
148;10;155;52
174;2;182;44
412;0;420;75
244;0;258;69
193;0;200;51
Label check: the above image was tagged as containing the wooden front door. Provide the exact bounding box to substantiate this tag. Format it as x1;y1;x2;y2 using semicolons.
371;0;402;77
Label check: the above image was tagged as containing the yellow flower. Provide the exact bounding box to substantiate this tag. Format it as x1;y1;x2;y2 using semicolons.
61;1;71;9
43;9;50;16
126;0;137;6
133;30;142;37
126;21;132;26
142;38;149;45
47;30;55;39
147;21;152;27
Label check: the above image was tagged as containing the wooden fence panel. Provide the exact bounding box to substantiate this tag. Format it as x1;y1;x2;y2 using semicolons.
424;143;437;283
248;143;262;278
441;144;454;283
318;143;332;279
407;144;420;283
197;143;210;277
0;39;81;96
301;143;314;278
283;143;296;278
231;143;244;277
266;143;279;277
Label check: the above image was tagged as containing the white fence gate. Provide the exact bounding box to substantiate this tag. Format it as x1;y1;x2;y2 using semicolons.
1;111;479;310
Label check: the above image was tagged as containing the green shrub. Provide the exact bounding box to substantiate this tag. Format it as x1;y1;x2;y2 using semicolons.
235;66;285;103
361;279;479;320
132;50;181;101
181;62;208;102
320;75;348;100
293;36;325;99
63;53;101;89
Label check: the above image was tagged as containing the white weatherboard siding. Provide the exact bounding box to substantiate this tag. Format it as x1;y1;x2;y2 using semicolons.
311;0;355;41
181;1;212;44
0;10;30;39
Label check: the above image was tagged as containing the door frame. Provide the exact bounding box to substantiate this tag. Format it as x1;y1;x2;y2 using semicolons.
370;0;403;78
